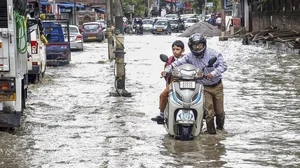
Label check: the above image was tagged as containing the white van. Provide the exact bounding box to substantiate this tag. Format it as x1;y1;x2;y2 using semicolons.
27;21;47;83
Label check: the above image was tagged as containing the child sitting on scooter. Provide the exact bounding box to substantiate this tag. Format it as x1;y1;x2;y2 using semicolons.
151;40;185;123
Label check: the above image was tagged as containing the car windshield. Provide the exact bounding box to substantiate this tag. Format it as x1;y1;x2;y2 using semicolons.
97;20;106;25
69;27;79;33
169;20;178;24
154;21;167;25
166;14;177;18
187;19;198;23
83;24;99;30
62;26;78;34
143;20;153;24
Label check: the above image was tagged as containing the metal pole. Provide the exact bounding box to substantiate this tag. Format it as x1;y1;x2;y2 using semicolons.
158;0;160;16
219;0;228;41
175;0;177;14
53;0;56;15
202;0;206;21
73;0;77;25
110;0;131;97
221;0;226;32
148;0;150;17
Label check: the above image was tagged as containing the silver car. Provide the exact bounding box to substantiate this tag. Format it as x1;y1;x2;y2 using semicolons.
142;19;154;32
62;25;84;51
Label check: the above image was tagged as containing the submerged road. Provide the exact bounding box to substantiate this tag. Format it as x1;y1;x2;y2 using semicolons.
0;34;300;168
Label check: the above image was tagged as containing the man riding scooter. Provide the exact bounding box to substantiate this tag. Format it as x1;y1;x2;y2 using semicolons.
153;33;228;134
133;18;143;34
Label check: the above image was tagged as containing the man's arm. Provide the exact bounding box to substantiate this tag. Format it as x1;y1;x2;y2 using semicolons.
210;53;227;77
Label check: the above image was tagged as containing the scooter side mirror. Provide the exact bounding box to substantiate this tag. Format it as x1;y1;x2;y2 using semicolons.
160;54;169;63
207;57;217;67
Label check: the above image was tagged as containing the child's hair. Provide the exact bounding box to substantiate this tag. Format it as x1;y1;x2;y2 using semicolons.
172;40;185;50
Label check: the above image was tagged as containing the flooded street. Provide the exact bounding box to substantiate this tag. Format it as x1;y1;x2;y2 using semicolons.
1;34;300;168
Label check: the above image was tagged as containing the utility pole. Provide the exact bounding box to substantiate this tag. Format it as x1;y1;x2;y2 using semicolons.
53;0;56;18
110;0;131;97
73;0;77;25
148;0;150;17
106;0;114;60
219;0;228;41
202;0;207;21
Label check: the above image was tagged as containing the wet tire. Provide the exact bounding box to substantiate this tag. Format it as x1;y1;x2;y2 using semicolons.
181;126;191;141
28;74;37;83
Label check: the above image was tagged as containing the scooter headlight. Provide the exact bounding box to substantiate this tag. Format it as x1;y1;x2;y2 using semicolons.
176;110;195;123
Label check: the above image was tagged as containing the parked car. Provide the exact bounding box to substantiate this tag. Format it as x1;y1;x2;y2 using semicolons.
165;14;178;20
81;22;104;42
168;19;179;32
151;19;171;34
97;20;107;29
27;19;47;83
142;19;154;32
62;25;84;51
185;18;199;29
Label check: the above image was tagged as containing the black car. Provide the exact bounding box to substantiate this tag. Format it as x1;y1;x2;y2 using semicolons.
151;19;171;35
168;19;179;32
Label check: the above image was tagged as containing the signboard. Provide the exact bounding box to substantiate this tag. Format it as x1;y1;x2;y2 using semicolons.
206;2;213;7
128;5;134;13
225;0;233;8
232;18;241;27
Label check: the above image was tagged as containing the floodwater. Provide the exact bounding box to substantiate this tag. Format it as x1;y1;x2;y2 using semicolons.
0;34;300;168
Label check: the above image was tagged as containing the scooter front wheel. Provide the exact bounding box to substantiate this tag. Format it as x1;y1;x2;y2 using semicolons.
181;126;191;141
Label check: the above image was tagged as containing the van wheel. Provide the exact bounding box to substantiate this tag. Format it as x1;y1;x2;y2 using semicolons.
28;74;36;83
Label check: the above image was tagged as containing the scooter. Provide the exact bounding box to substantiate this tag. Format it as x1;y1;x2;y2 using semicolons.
159;54;217;141
134;24;143;35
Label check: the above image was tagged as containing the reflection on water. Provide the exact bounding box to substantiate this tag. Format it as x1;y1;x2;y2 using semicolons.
161;134;227;168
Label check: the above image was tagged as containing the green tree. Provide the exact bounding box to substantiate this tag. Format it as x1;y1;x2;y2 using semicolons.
192;0;205;14
192;0;221;14
122;0;147;17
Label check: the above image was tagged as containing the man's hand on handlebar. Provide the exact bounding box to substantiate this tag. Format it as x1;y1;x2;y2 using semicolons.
205;73;214;79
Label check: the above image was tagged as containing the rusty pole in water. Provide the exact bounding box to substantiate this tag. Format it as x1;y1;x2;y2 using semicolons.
109;0;131;97
219;0;228;41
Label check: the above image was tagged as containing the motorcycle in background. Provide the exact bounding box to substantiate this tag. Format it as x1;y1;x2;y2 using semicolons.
133;24;143;35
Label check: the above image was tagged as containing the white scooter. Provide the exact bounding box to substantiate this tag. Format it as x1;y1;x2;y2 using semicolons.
159;54;217;141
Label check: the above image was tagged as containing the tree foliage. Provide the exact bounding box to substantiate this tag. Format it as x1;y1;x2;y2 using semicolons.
122;0;147;17
192;0;221;14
